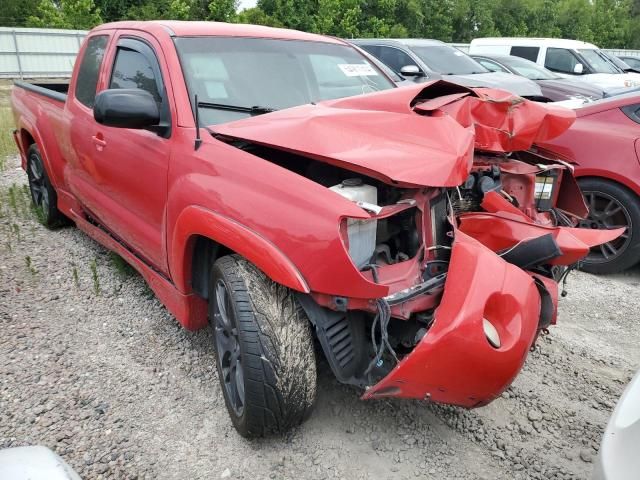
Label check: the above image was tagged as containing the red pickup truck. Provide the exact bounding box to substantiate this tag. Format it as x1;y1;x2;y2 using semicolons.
10;21;620;438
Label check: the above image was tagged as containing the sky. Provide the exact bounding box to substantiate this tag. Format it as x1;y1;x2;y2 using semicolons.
238;0;258;10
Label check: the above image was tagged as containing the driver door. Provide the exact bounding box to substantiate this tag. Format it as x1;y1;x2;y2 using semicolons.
75;33;172;274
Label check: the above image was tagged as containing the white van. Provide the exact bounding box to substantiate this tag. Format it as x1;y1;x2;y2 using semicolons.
469;38;640;91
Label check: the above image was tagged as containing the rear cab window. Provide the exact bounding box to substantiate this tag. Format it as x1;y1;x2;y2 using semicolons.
74;35;109;108
510;46;539;63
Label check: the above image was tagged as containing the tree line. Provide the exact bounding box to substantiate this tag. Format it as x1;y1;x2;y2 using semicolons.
3;0;640;49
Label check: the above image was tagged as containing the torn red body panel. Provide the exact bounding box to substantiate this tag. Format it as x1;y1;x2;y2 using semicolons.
413;87;575;152
212;81;576;187
363;231;541;406
459;212;624;265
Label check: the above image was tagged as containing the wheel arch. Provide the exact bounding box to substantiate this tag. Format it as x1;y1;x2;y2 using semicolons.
575;171;640;198
170;205;310;299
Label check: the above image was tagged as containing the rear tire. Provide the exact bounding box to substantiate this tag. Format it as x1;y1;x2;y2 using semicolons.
209;254;316;437
26;144;67;228
578;178;640;274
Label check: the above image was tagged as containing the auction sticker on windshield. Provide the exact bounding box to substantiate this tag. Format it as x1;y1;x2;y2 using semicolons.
338;63;378;76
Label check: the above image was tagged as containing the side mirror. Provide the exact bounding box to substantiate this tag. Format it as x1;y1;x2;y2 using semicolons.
400;65;424;77
94;89;160;129
573;63;584;74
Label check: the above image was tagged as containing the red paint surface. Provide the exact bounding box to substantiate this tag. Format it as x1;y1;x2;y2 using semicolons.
539;94;640;196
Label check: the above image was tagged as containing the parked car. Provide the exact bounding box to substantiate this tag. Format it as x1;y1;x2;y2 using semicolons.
11;21;620;438
594;370;640;480
471;53;604;103
538;93;640;273
603;52;640;74
618;56;640;70
0;446;81;480
469;38;640;92
351;38;543;98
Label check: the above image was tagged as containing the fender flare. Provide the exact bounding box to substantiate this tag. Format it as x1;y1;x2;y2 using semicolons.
170;205;310;295
18;120;59;188
575;169;640;198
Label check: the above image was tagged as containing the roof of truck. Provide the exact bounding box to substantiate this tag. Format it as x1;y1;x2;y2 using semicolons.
470;37;600;49
92;21;344;44
352;38;446;47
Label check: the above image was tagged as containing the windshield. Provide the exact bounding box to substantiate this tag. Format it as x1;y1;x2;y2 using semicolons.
577;49;622;74
174;37;395;125
500;56;559;80
409;45;488;75
602;52;633;71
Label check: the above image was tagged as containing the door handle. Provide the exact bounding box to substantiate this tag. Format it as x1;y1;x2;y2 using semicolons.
91;135;107;150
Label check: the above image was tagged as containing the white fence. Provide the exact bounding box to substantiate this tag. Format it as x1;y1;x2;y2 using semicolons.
0;27;87;79
0;28;639;79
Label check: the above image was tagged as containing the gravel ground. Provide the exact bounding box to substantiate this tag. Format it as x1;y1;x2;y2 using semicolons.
1;153;639;480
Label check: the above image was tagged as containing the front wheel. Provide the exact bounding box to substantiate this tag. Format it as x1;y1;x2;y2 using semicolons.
578;178;640;274
209;254;317;437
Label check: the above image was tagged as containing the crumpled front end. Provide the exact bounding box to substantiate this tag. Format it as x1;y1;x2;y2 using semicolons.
213;81;622;408
362;231;541;405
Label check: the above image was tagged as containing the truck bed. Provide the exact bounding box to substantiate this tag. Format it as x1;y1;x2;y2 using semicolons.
13;81;69;102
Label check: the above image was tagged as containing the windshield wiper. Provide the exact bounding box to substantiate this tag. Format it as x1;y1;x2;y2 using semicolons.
198;101;278;115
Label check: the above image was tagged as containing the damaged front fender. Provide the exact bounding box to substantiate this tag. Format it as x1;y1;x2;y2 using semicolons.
362;231;541;407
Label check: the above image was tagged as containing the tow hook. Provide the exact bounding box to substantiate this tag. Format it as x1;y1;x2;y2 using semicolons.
530;328;550;352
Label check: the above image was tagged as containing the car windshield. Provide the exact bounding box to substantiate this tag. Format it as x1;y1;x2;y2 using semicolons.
174;37;395;125
577;49;622;74
602;52;633;71
408;45;488;75
500;56;559;80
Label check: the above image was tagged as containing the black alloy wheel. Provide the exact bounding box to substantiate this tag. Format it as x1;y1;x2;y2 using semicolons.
212;278;245;416
578;178;640;274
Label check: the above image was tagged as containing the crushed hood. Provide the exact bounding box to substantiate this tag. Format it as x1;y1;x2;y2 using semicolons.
212;81;575;187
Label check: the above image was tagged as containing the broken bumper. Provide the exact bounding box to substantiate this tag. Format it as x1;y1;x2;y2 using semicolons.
362;231;541;407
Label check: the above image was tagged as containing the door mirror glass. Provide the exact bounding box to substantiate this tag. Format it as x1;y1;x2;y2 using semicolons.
573;63;584;74
94;89;160;129
400;65;423;77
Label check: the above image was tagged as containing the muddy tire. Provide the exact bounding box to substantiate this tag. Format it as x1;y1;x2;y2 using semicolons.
26;144;67;228
209;254;316;437
578;178;640;274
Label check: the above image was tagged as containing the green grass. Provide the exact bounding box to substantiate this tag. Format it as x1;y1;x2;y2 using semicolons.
108;252;136;279
0;106;16;172
90;258;101;295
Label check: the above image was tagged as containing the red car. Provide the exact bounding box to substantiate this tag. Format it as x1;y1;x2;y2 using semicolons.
10;21;618;437
540;94;640;273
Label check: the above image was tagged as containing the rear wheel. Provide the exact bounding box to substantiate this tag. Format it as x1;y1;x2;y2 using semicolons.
26;144;67;228
578;178;640;274
209;254;316;437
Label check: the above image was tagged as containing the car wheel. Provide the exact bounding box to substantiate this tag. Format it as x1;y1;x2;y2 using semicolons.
209;254;316;437
577;178;640;274
26;144;67;228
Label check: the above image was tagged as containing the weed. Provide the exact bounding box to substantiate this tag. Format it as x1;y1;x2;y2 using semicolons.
108;252;135;279
11;223;20;242
25;255;37;275
0;107;16;171
71;264;79;288
90;258;100;295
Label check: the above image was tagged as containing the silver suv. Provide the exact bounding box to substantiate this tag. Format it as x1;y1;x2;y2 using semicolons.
351;38;543;99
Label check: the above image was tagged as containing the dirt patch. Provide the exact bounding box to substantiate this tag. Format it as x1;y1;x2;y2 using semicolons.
1;152;638;479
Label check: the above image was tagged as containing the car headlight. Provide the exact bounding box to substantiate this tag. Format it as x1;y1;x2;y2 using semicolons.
340;217;377;269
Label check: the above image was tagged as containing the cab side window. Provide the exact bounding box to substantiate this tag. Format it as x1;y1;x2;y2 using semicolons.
377;46;419;74
75;35;109;108
110;46;161;103
545;48;579;74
